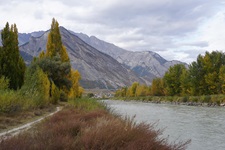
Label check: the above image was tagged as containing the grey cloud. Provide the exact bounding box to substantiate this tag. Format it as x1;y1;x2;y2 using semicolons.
184;41;209;48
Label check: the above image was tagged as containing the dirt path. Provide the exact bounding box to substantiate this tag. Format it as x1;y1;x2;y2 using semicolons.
0;107;62;141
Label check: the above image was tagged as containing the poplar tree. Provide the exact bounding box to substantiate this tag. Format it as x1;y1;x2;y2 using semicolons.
37;18;82;100
0;22;25;89
46;18;69;62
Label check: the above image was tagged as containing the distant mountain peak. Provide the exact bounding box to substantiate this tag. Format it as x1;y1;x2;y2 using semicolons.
19;27;144;89
17;26;186;89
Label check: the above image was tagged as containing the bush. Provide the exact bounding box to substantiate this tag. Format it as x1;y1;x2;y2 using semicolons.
87;93;94;98
0;76;9;91
182;96;189;103
60;90;68;102
0;91;23;113
200;95;211;103
0;108;190;150
21;67;51;108
50;81;60;104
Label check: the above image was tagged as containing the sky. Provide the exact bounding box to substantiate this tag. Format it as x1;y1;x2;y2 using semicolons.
1;0;225;63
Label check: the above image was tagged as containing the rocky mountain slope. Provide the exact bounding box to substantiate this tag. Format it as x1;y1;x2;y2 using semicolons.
0;30;44;46
74;32;185;81
19;27;144;89
1;26;185;89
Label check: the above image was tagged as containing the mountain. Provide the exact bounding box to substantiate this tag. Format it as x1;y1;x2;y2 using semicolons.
1;26;186;89
74;33;185;81
0;30;44;46
19;27;144;89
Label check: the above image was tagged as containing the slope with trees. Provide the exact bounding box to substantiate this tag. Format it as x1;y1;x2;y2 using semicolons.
115;51;225;105
0;19;83;113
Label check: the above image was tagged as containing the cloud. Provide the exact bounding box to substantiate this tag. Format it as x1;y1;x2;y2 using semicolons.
181;41;209;48
0;0;224;63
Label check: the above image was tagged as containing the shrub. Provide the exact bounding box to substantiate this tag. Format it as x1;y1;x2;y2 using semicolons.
0;108;190;150
21;67;51;108
0;76;9;91
87;93;94;98
0;91;23;113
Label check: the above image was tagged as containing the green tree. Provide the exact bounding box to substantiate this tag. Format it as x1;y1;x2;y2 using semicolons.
163;64;186;96
0;76;9;91
151;78;164;96
189;51;225;95
180;68;191;96
219;65;225;94
21;67;50;107
0;22;26;90
30;56;72;92
34;18;82;101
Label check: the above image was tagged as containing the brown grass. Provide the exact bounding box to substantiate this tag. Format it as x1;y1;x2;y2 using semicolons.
0;106;55;132
0;107;190;150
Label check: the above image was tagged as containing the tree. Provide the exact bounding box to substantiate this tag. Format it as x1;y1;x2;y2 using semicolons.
115;87;127;97
189;51;225;95
34;18;82;101
0;22;25;89
151;78;164;96
219;65;225;94
0;76;9;91
135;84;149;97
30;56;72;94
126;82;139;97
21;67;51;107
69;70;82;98
163;64;186;96
46;18;70;62
180;68;191;96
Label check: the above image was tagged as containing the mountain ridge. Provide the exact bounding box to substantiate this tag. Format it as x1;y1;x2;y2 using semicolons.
1;26;186;89
19;27;145;89
73;31;186;81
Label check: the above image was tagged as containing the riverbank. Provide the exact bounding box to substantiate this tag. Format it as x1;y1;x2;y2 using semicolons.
0;105;57;133
0;98;190;150
114;94;225;107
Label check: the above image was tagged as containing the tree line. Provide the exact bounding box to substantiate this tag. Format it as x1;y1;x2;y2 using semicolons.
115;51;225;98
0;18;82;112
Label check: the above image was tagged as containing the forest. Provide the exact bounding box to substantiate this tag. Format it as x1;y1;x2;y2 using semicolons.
0;18;83;113
115;51;225;105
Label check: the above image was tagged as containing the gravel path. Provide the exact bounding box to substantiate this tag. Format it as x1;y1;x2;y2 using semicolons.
0;107;62;141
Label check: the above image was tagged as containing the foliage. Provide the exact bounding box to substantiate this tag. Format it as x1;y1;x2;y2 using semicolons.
37;18;82;101
189;51;225;95
0;76;9;91
151;78;165;96
21;67;51;107
68;70;82;99
46;18;69;62
0;103;190;150
32;56;72;91
0;22;26;90
115;51;225;105
126;82;139;97
0;91;23;113
163;64;186;96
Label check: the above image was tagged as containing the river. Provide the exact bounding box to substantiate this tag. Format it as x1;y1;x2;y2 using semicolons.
103;100;225;150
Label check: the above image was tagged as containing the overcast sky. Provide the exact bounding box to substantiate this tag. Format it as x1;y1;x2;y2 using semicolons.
1;0;225;63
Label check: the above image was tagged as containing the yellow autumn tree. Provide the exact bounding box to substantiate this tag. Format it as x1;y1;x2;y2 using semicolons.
151;78;164;96
69;69;83;98
135;84;149;97
46;18;70;62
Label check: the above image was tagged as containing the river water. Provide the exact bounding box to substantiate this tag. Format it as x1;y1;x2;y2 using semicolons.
103;100;225;150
